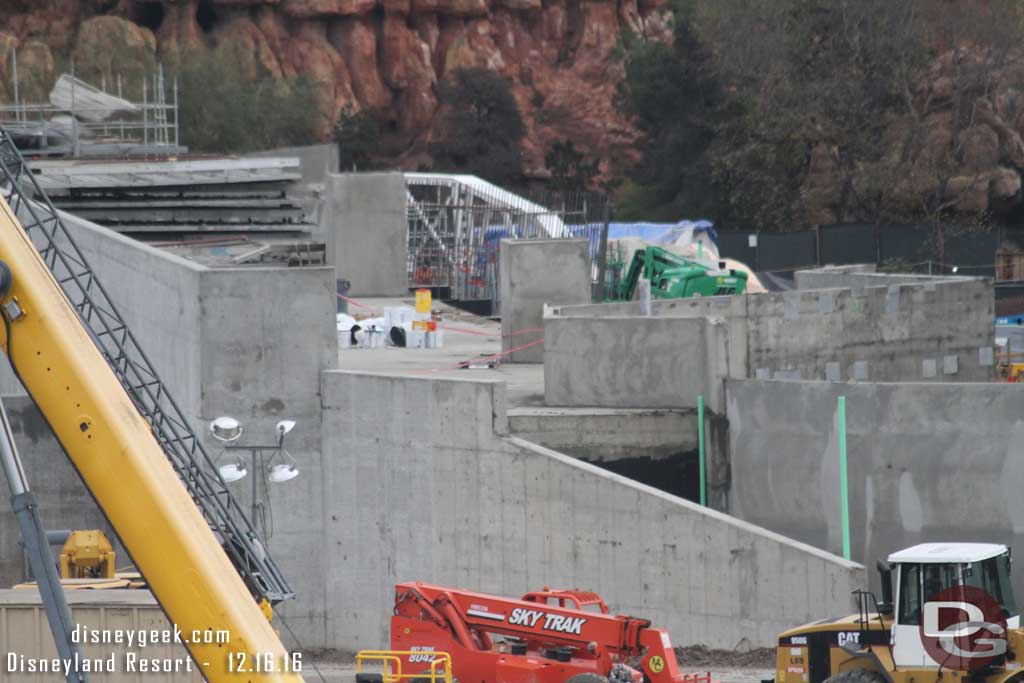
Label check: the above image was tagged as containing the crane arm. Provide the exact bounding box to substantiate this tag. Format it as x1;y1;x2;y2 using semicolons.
0;195;303;681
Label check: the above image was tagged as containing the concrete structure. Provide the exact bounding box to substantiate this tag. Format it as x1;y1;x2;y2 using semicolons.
507;407;697;461
499;239;591;362
0;209;875;652
247;143;339;186
544;315;732;411
544;272;994;409
726;379;1024;598
321;370;863;649
321;172;408;297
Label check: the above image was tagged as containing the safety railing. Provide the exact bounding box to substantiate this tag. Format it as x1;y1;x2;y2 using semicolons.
356;650;453;683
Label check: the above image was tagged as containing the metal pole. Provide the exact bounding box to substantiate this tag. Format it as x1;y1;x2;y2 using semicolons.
173;76;179;149
697;394;706;507
595;198;611;301
11;46;20;124
142;75;148;147
0;400;88;683
838;395;851;561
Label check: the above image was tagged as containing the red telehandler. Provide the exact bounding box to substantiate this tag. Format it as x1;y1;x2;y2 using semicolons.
361;582;700;683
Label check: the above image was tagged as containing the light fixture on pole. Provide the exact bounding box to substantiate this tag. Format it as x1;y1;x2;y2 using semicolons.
210;416;247;482
208;416;301;539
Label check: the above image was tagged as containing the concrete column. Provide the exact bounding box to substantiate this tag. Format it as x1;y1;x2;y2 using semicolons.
323;172;409;297
499;239;591;363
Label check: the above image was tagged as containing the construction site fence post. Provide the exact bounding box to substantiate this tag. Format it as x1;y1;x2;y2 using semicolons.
697;395;706;507
838;395;850;560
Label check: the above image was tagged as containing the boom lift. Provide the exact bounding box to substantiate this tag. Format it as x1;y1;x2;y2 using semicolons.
388;582;690;683
618;247;748;301
0;129;304;680
775;543;1024;683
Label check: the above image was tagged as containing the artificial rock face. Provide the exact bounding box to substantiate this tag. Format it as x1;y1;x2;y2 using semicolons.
2;0;668;175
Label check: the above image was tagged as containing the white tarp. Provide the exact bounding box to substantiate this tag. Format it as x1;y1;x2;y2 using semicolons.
49;74;137;122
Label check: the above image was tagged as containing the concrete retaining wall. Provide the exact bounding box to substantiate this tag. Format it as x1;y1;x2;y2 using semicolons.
499;239;591;363
507;407;697;461
545;274;994;409
726;379;1024;598
321;370;863;650
543;315;733;410
322;172;408;296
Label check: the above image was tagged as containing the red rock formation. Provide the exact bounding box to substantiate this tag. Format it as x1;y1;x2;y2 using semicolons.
0;0;657;177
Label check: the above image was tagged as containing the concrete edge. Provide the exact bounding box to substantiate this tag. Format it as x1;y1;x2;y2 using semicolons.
57;207;207;273
504;434;864;571
730;377;1013;389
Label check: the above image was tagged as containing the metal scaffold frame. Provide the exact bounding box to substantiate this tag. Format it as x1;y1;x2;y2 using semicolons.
404;173;610;310
0;126;293;603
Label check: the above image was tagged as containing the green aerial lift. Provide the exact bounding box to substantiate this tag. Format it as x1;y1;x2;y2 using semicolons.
618;246;748;300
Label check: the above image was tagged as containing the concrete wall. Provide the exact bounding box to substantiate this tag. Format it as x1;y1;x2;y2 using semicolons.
499;239;591;363
545;274;994;408
322;172;408;296
793;265;974;291
321;370;864;650
246;143;339;186
544;314;734;411
507;407;697;461
726;379;1024;599
0;396;120;585
1;212;339;645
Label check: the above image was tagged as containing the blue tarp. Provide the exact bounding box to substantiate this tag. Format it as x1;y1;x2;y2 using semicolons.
606;220;718;245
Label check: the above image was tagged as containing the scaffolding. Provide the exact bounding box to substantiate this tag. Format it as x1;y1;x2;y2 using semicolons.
0;48;183;158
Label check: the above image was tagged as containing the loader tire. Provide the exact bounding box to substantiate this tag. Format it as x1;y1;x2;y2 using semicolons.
822;668;887;683
565;674;609;683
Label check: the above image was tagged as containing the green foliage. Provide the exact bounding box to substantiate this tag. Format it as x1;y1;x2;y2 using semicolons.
334;107;382;171
545;139;599;192
614;2;726;221
878;257;916;274
175;52;320;154
429;67;526;187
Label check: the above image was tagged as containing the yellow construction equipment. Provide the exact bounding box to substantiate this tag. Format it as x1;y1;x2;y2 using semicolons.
0;146;303;678
58;530;116;579
775;543;1023;683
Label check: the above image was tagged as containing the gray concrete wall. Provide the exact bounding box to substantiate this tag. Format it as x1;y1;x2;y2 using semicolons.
545;275;994;406
543;315;734;410
322;172;408;296
746;278;994;382
795;265;960;290
507;407;697;461
726;379;1024;599
321;370;863;651
499;239;591;363
60;211;205;415
0;396;120;585
246;143;339;186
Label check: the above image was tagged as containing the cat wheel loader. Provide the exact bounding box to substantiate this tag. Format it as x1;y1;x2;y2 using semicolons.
775;543;1023;683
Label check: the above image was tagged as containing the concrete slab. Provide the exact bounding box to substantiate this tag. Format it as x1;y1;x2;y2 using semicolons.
337;297;546;406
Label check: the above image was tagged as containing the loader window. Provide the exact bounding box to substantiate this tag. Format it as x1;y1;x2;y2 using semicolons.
898;563;922;625
964;554;1017;617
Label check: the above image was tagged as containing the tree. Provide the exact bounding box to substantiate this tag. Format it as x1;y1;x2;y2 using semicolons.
615;1;729;221
334;107;382;171
175;52;320;153
429;68;526;187
545;139;599;191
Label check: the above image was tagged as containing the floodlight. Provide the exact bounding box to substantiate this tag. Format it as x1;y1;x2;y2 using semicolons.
268;463;299;483
210;416;243;442
276;419;296;436
952;266;959;273
218;461;248;483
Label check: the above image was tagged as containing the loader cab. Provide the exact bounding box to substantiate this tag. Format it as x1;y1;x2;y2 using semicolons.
888;543;1018;667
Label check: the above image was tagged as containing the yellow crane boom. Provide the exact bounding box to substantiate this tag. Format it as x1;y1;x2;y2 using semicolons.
0;195;304;680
